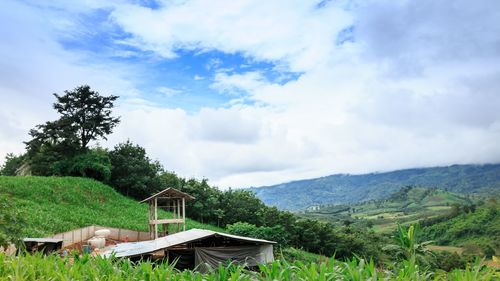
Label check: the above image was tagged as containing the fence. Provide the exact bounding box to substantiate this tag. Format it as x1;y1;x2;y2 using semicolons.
45;225;150;247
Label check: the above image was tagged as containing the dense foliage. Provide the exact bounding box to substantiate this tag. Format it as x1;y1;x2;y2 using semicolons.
420;201;499;256
251;164;500;210
0;153;23;176
108;140;162;199
52;148;112;181
0;252;497;280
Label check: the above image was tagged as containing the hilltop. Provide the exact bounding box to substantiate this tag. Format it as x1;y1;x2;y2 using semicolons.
0;176;221;238
251;164;500;210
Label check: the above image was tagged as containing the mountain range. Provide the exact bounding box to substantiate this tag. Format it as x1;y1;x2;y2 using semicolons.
250;164;500;210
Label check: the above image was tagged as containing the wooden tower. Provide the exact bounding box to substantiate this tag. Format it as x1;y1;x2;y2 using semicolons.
140;188;195;239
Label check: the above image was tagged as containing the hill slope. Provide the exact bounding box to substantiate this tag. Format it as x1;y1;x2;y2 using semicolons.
0;176;221;237
251;164;500;210
421;202;500;252
301;187;473;233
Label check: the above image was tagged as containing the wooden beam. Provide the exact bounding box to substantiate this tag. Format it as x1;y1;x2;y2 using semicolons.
150;218;184;224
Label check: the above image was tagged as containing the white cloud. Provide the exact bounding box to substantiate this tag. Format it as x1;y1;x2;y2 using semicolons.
211;71;266;96
110;0;352;71
157;86;183;97
1;0;500;189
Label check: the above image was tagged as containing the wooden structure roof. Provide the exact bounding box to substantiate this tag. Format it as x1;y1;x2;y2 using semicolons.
140;187;195;203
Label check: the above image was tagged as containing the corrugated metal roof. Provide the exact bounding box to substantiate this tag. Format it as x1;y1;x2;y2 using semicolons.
23;238;64;243
102;228;275;258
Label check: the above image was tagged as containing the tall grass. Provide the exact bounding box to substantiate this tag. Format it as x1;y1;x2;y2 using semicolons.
0;176;222;238
0;252;497;281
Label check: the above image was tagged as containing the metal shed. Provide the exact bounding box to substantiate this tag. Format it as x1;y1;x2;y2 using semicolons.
102;228;275;272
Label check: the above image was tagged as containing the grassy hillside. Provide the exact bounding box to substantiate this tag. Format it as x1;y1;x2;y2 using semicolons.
300;187;474;233
0;176;221;237
421;201;500;253
251;164;500;210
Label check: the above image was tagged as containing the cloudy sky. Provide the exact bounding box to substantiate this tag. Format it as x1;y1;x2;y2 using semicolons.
1;0;500;188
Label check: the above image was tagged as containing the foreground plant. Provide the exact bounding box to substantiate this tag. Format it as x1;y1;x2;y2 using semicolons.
0;252;497;281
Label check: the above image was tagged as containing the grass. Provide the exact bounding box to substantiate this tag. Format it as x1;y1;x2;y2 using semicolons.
0;176;222;238
0;252;498;281
428;245;464;255
277;247;326;263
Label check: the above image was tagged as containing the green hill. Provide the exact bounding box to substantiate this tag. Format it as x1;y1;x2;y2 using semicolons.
421;201;500;253
251;164;500;210
300;187;474;233
0;176;221;238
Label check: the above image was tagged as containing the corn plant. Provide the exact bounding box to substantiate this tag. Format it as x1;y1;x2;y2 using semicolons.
0;251;497;280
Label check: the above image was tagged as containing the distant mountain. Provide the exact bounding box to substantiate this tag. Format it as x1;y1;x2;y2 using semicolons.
250;164;500;211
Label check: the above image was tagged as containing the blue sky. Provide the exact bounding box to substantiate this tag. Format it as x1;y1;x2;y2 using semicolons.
50;2;303;112
1;0;500;188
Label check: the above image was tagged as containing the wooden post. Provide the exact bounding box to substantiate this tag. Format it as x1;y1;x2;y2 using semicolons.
173;199;176;218
182;197;186;231
154;197;158;239
149;200;154;239
177;199;181;220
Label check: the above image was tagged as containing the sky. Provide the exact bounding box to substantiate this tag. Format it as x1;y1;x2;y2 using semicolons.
1;0;500;188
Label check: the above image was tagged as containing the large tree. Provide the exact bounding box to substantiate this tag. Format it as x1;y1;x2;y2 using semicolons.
25;85;120;175
53;85;120;150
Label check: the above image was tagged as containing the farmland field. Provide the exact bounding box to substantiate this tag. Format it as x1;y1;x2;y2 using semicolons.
300;187;474;233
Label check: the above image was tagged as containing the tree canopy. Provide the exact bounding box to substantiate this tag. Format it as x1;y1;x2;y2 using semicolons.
24;85;120;175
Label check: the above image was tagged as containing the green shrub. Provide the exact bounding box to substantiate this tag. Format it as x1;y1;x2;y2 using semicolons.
431;251;466;271
227;222;289;246
0;153;24;176
53;148;112;181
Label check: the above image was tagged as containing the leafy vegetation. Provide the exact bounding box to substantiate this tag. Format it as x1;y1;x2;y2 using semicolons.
0;249;497;280
251;164;500;210
108;140;163;199
383;224;434;266
10;85;120;177
0;153;24;176
420;200;499;256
